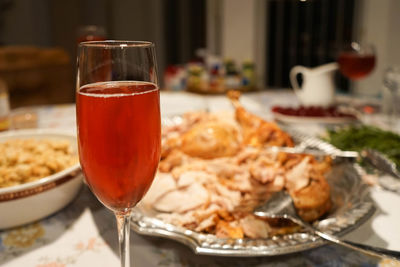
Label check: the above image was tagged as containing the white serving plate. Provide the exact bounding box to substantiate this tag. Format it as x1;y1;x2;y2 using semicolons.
0;129;82;229
272;111;358;125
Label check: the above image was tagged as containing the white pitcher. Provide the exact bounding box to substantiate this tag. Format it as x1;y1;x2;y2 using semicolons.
289;62;339;107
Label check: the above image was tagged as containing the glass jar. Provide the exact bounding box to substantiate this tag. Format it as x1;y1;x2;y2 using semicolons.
0;78;10;131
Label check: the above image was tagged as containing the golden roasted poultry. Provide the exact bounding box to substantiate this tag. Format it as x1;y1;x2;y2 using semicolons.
161;91;294;160
227;90;294;148
143;91;332;239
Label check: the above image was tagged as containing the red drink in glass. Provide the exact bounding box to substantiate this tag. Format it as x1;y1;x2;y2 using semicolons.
337;52;375;80
77;25;107;44
77;81;161;212
77;35;106;44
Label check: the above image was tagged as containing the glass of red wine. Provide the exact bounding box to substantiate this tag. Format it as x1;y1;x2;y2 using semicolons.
337;42;376;81
76;41;161;267
77;25;107;44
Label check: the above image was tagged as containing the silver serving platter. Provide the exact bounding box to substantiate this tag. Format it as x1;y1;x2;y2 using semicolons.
130;116;375;256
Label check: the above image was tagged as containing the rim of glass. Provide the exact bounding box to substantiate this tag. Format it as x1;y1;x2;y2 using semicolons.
79;40;154;48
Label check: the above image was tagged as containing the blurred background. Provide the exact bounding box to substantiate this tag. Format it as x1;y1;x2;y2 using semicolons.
0;0;399;108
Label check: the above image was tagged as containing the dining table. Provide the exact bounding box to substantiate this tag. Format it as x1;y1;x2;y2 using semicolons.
1;89;400;267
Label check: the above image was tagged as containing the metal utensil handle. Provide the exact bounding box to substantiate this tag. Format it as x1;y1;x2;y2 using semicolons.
344;241;400;258
291;217;400;261
362;149;400;180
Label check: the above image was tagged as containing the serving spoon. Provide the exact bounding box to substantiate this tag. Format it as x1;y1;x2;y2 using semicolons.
254;191;400;261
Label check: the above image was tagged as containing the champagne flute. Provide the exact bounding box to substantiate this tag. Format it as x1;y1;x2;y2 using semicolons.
383;66;400;128
76;41;161;267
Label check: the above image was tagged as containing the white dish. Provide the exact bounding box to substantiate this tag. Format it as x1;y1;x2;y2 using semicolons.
0;129;82;229
272;111;358;124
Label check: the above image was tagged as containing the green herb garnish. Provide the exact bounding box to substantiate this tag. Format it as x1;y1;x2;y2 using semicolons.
325;125;400;168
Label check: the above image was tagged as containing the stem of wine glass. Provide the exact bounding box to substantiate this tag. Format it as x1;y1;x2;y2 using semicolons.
115;212;131;267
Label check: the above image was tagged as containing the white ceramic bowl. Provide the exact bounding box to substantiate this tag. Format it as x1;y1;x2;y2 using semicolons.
0;129;82;229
